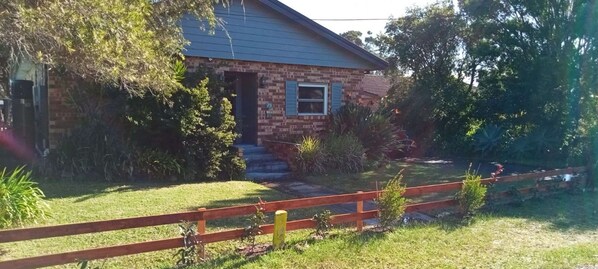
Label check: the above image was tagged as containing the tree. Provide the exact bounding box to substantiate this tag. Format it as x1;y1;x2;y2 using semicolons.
340;30;379;54
340;30;365;47
375;1;473;154
0;0;227;96
460;0;598;161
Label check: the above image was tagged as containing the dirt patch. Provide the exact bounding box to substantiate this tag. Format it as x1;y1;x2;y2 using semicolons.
236;243;272;259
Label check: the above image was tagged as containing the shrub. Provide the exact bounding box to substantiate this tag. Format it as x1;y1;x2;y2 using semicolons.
126;67;243;181
50;65;245;182
0;166;48;228
329;104;402;160
323;133;365;173
312;210;333;238
241;205;267;249
49;117;133;181
456;168;487;219
472;124;503;156
377;171;408;230
295;136;326;175
134;149;182;180
218;148;247;180
175;221;200;266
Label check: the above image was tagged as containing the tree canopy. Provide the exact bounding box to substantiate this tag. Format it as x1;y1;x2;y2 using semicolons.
0;0;228;95
376;0;598;163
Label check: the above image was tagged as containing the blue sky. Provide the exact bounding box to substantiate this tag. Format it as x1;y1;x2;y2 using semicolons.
279;0;436;36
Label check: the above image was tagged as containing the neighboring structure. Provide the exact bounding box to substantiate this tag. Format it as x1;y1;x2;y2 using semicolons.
357;74;392;109
9;0;387;152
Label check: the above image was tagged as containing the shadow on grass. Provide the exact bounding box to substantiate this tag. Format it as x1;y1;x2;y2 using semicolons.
342;229;387;248
37;179;188;200
192;194;324;231
38;179;279;202
484;191;598;232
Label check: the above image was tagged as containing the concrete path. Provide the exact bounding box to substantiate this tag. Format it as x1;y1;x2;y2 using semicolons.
263;181;435;226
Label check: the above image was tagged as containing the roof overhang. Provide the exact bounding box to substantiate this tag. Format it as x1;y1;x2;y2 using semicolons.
258;0;389;70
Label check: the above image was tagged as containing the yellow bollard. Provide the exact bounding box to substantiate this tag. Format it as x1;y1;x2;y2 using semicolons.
273;210;288;250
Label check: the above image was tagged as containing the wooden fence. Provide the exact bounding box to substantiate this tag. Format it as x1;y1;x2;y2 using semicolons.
0;166;586;269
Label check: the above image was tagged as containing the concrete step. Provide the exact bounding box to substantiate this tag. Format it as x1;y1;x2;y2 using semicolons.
246;172;291;181
236;145;267;155
244;153;279;164
246;161;289;173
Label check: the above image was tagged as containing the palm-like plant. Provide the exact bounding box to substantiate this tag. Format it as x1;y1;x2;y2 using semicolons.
0;166;48;228
329;104;401;159
472;124;503;155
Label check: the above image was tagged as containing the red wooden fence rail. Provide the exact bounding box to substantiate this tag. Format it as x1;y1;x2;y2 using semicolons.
0;166;585;269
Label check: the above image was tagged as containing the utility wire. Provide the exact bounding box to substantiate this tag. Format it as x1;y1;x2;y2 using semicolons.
216;11;392;21
313;18;391;21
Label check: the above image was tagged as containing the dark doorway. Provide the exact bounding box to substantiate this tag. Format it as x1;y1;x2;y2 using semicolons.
225;72;258;145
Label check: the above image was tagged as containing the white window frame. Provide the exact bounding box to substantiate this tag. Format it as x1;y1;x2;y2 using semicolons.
297;83;328;116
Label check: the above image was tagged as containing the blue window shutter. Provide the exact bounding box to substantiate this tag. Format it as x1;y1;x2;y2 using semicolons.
285;81;298;116
331;82;343;113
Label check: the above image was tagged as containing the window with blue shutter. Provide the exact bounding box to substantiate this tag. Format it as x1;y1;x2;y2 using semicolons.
331;82;343;113
285;80;298;116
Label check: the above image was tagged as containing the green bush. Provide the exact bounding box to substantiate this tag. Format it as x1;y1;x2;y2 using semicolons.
0;166;48;228
50;65;245;182
323;133;365;173
217;147;247;180
456;169;487;219
126;67;244;181
49;117;133;181
472;124;503;156
134;149;181;180
296;136;326;175
329;104;402;160
377;171;408;230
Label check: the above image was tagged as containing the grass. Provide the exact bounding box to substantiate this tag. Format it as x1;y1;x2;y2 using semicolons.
190;191;598;269
304;160;540;193
0;180;315;268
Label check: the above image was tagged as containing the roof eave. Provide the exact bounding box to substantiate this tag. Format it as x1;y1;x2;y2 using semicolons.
258;0;389;70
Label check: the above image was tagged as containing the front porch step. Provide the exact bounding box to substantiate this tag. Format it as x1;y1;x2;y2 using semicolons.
236;145;291;181
246;172;291;181
246;161;289;173
243;153;279;164
235;145;267;155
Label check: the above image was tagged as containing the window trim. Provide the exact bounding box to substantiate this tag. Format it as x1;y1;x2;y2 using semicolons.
297;83;328;116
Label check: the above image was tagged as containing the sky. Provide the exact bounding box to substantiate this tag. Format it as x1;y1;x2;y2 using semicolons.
278;0;436;36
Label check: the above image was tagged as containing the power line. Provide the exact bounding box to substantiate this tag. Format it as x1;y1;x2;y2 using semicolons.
313;18;391;21
215;11;393;22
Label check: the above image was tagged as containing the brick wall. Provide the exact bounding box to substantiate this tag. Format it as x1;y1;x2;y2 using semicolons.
262;139;299;172
47;74;80;149
186;57;369;144
46;58;373;148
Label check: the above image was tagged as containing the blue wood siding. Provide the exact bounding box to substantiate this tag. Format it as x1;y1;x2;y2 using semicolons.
285;81;298;116
331;82;343;113
182;1;376;69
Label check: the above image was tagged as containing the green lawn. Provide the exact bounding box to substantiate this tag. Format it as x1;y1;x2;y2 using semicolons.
0;180;314;268
191;191;598;269
304;160;539;193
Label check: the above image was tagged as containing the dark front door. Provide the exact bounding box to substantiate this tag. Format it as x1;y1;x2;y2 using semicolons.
226;72;258;145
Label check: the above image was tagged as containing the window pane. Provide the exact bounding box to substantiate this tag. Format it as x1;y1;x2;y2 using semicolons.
298;102;324;114
298;86;324;99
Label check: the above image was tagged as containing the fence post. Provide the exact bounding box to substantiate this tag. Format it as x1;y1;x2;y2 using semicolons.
273;210;287;250
197;208;206;260
197;208;206;234
356;191;363;232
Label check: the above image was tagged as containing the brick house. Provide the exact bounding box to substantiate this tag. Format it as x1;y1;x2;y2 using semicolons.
9;0;387;155
357;74;392;109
